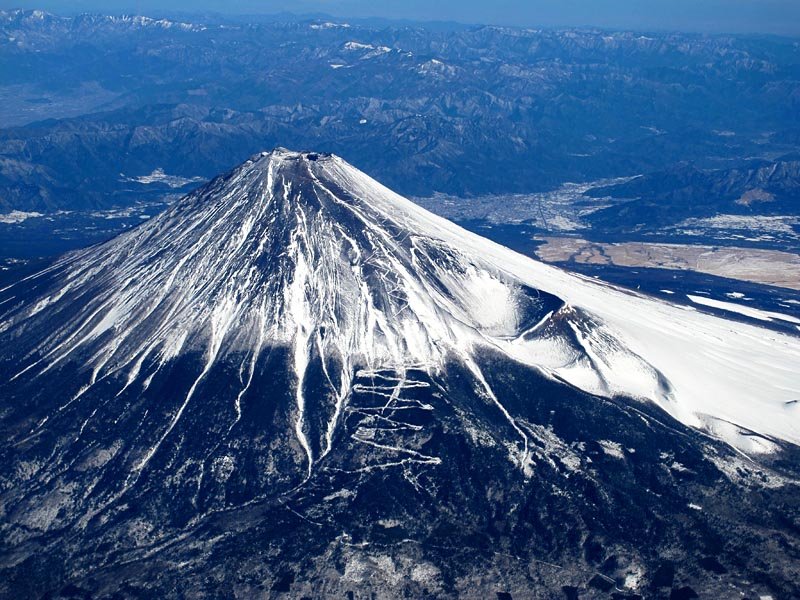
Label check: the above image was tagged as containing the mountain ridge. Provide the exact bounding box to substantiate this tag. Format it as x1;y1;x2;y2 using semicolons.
2;13;798;211
2;149;799;459
1;149;800;598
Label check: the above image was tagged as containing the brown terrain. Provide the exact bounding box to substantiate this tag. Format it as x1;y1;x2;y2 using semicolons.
535;237;800;290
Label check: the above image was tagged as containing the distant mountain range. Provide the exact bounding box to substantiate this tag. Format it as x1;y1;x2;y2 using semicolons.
0;9;799;212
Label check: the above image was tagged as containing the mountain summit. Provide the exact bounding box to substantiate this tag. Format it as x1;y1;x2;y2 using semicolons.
1;150;799;598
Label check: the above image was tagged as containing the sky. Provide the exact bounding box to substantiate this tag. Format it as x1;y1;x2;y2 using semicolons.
3;0;800;35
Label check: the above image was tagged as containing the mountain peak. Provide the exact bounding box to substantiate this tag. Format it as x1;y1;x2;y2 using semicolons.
1;151;799;490
268;147;331;160
217;148;346;213
2;152;800;596
242;148;337;171
251;147;331;163
1;149;569;480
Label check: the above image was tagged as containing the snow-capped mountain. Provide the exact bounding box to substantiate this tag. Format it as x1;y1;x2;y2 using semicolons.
1;149;799;598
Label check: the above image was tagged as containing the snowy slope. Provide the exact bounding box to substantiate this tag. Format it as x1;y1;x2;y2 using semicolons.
320;154;800;454
1;148;798;465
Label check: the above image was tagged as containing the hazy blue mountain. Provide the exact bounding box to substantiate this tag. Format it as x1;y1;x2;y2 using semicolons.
1;9;799;211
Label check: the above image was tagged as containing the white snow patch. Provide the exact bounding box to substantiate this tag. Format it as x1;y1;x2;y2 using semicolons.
679;214;800;234
687;294;800;325
699;416;779;455
598;439;625;459
343;41;374;50
129;168;203;188
0;210;43;224
377;519;401;528
343;41;392;58
323;488;356;502
310;22;350;29
623;565;644;590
